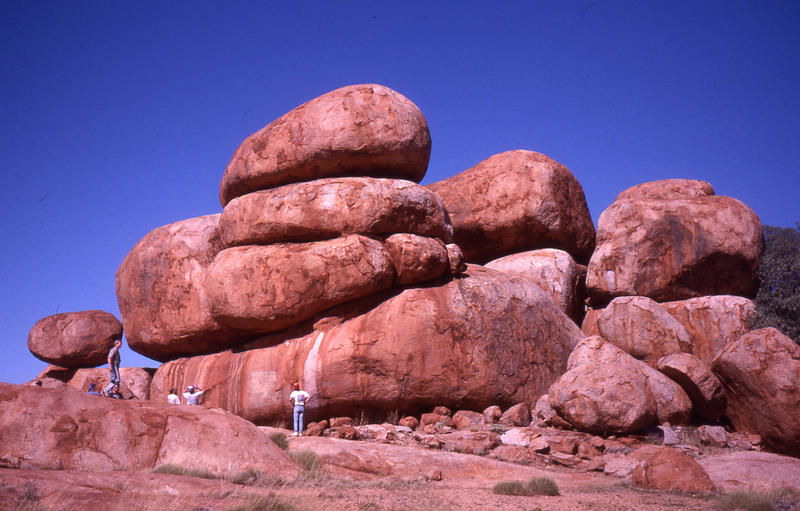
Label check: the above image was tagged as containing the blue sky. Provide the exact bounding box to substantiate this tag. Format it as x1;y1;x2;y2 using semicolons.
2;1;798;384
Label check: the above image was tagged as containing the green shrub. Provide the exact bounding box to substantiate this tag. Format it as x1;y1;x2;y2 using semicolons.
152;463;215;480
227;492;299;511
492;477;560;497
269;432;289;450
290;449;321;472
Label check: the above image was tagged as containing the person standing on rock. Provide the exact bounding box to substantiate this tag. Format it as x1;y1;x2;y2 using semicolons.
183;385;204;405
103;337;123;396
289;382;311;437
168;388;181;404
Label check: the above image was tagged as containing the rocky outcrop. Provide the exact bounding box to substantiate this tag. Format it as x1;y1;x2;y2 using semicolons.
485;249;586;323
151;265;584;423
586;179;763;304
206;235;395;334
712;328;800;456
630;445;715;492
383;234;449;285
661;295;754;366
697;451;800;492
0;383;298;477
220;84;431;206
27;310;122;368
115;215;245;362
595;296;691;366
656;353;725;421
219;177;452;246
426;150;595;264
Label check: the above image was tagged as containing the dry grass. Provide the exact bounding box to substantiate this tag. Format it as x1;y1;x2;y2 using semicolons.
492;477;560;497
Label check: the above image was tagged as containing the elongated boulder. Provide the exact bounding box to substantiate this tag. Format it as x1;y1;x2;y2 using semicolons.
712;328;800;456
383;233;449;285
698;451;800;492
152;265;585;423
220;84;431;206
661;295;754;366
486;249;586;323
206;235;395;334
586;180;763;304
563;336;692;426
220;177;452;246
595;296;691;366
0;383;298;477
426;150;595;264
27;310;122;368
657;353;725;421
116;215;244;362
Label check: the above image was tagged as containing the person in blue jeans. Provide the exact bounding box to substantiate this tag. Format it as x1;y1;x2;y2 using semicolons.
289;382;311;436
103;338;122;396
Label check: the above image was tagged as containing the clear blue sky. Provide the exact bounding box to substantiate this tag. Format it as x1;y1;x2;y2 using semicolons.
2;1;798;384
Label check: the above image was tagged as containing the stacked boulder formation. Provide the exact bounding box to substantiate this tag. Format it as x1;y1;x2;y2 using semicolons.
23;83;800;459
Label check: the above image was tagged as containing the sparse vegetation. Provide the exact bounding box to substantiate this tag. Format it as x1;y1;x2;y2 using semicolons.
717;488;800;511
152;463;215;480
386;409;400;425
290;449;322;473
227;492;300;511
492;477;560;496
269;431;289;450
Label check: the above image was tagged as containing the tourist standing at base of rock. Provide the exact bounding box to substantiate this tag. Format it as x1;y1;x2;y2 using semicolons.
289;382;311;437
103;338;123;396
183;385;204;405
168;388;181;404
85;383;102;396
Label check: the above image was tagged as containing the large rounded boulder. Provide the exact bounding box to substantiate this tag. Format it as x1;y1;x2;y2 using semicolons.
151;265;585;423
220;84;431;206
712;328;800;456
426;150;595;264
220;177;452;246
115;215;245;362
586;179;763;304
27;310;122;368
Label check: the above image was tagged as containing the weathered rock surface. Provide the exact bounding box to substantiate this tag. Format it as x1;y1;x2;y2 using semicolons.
486;249;586;323
152;265;584;424
0;383;298;476
32;365;154;401
220;84;431;206
499;402;531;427
630;445;715;492
27;310;122;368
595;296;691;366
712;327;800;456
383;233;449;285
615;178;715;201
115;214;244;362
586;180;763;304
426;150;595;264
557;336;692;428
219;177;453;246
206;235;395;334
656;353;725;421
661;295;755;366
452;410;485;430
698;451;800;492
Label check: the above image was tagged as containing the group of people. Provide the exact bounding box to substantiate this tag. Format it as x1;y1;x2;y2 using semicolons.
83;336;314;435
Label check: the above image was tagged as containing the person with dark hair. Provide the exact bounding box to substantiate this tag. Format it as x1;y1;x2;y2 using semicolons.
168;388;181;404
85;383;102;396
103;338;123;396
289;382;311;437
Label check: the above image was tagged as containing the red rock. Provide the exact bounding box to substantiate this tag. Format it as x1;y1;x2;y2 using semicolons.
116;215;244;362
383;233;449;285
439;431;501;455
151;265;584;424
325;425;359;440
483;405;502;424
220;84;431;206
698;451;800;492
696;425;727;447
499;402;531;427
433;406;452;416
562;336;692;427
445;243;466;274
426;150;595;264
486;249;586;323
304;420;328;437
631;445;715;493
586;181;763;303
533;394;572;429
69;367;153;400
206;235;395;334
28;310;122;368
329;417;353;427
595;296;691;366
581;308;601;336
219;177;452;246
657;353;725;421
0;383;298;476
712;327;800;456
615;178;715;201
420;412;455;429
452;410;485;430
398;416;419;429
661;295;755;366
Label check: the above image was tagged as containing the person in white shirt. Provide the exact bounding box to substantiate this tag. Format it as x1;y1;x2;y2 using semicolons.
168;388;181;405
183;385;204;405
289;382;311;436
